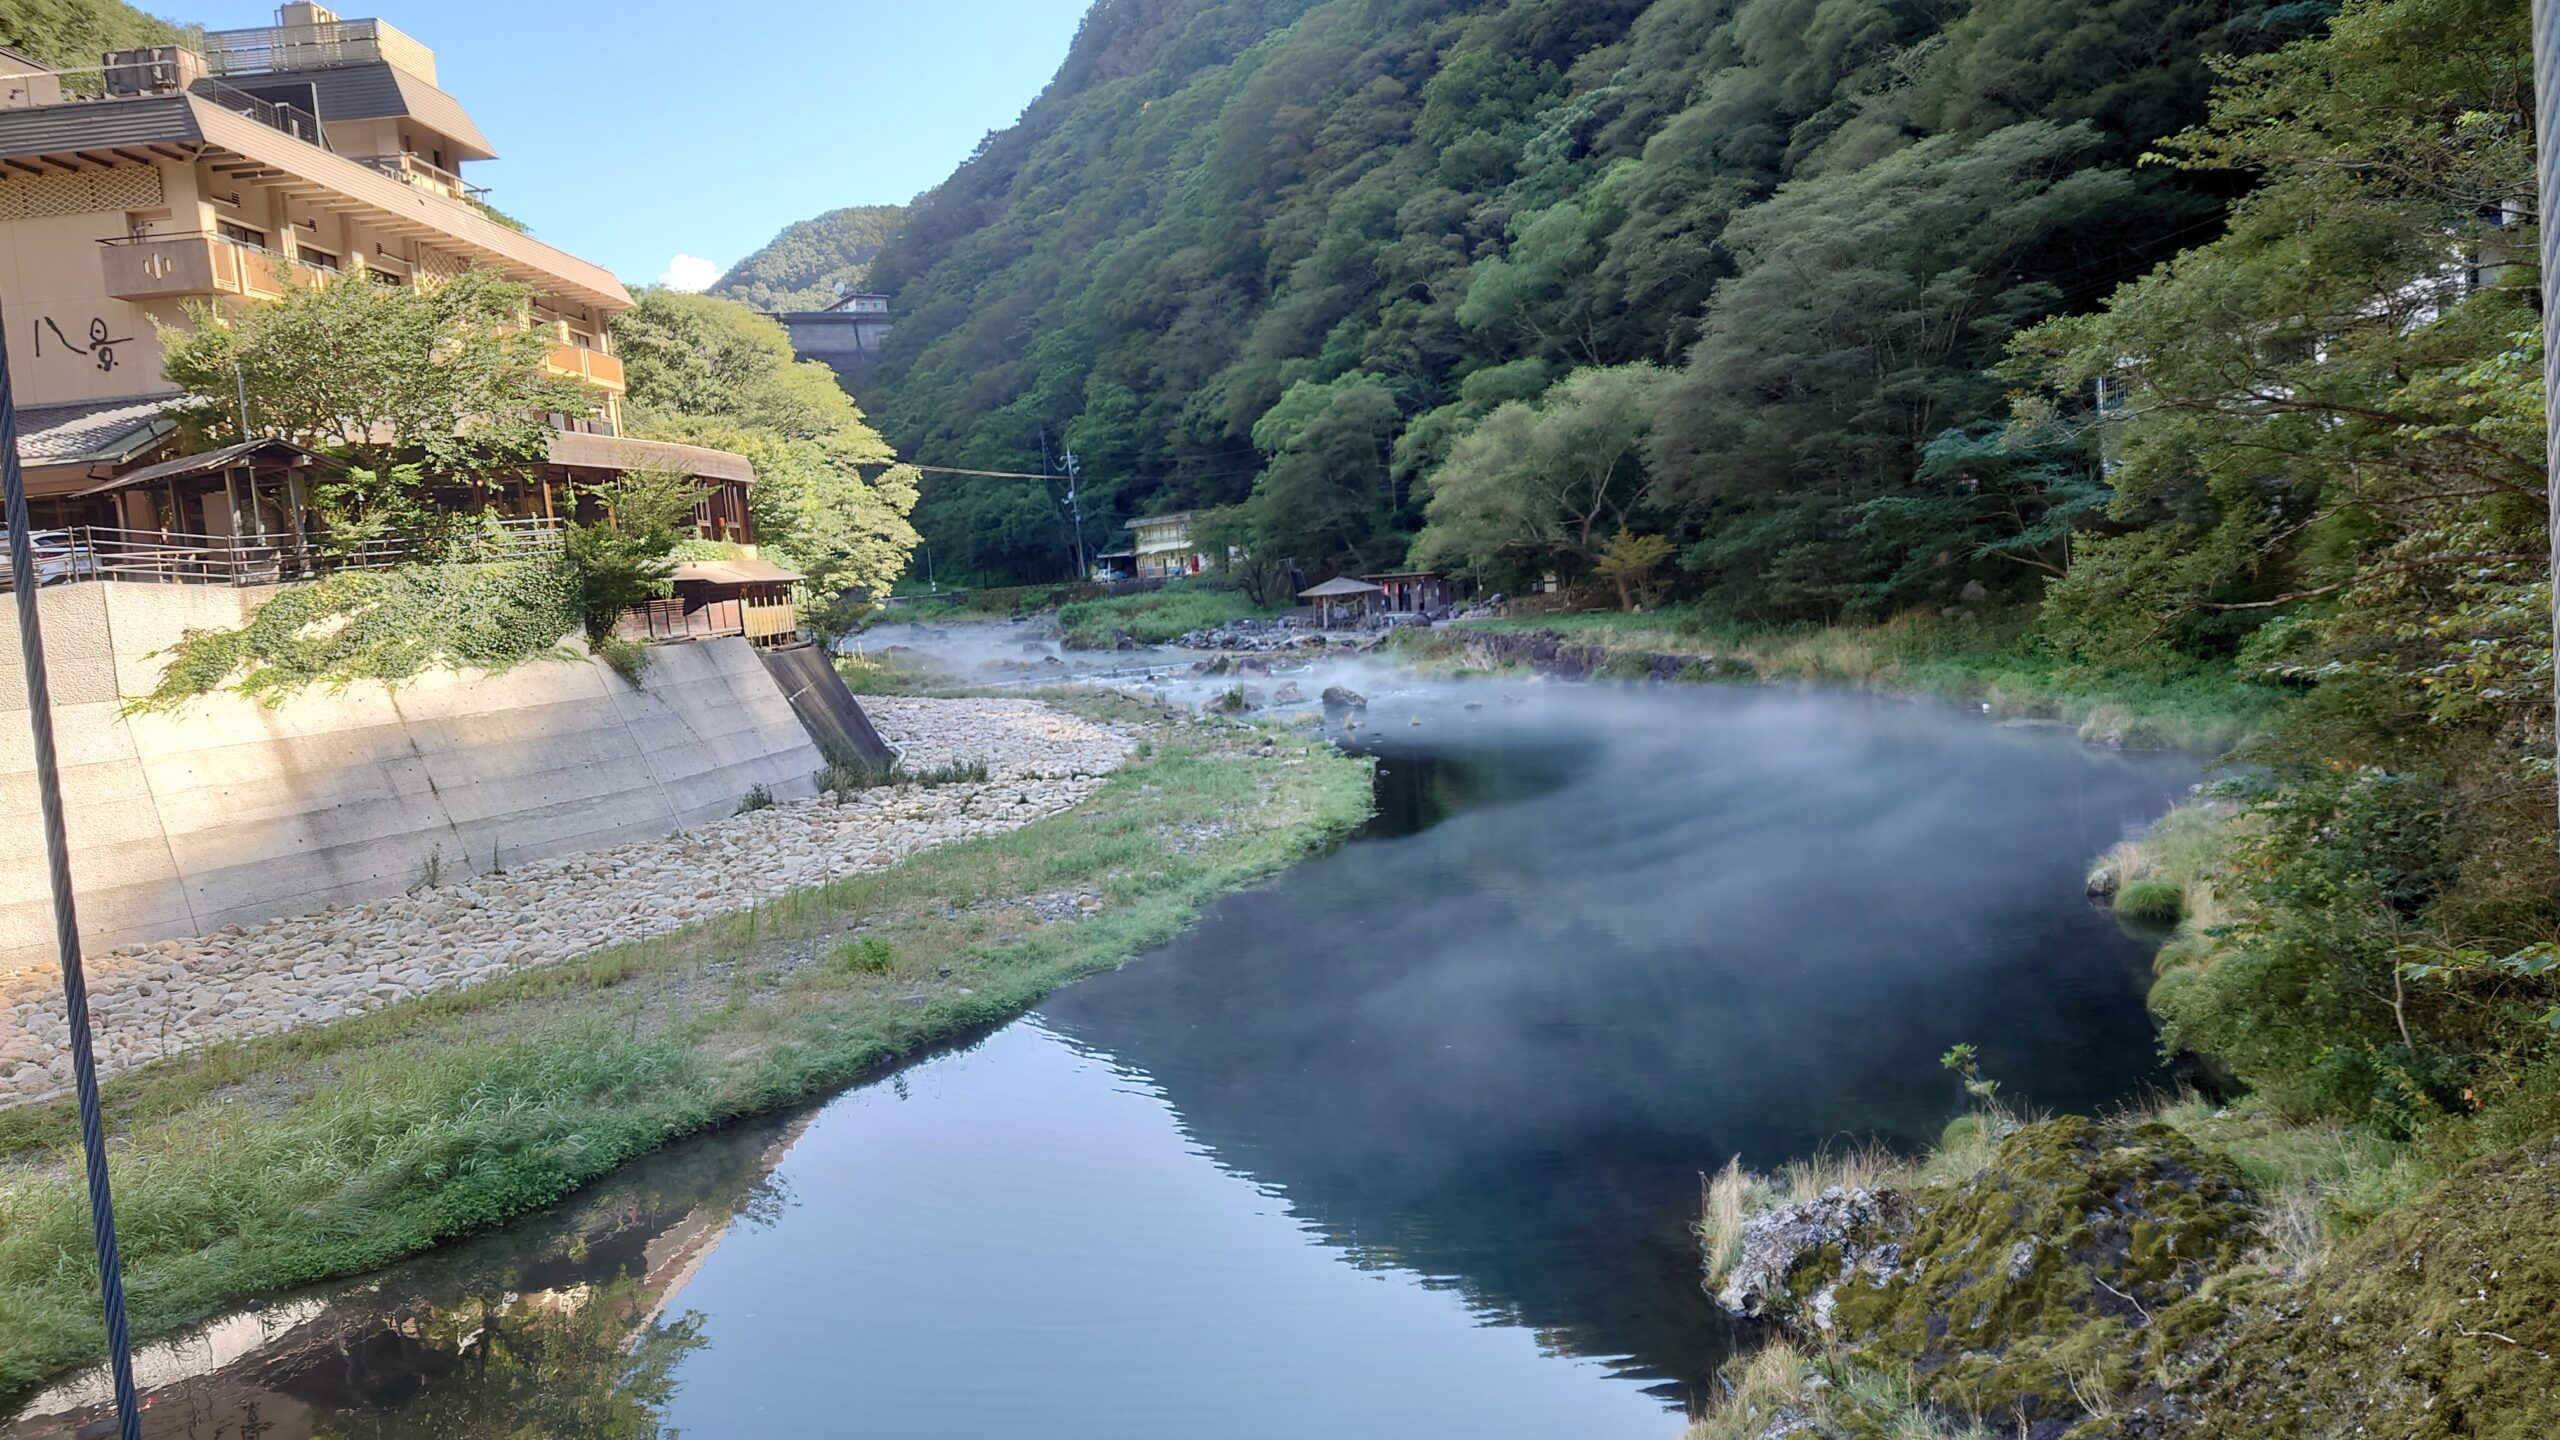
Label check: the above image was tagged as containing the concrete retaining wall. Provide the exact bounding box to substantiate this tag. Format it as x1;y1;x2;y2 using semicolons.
0;583;824;970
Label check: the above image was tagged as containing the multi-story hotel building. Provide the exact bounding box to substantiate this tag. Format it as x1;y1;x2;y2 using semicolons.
0;4;759;556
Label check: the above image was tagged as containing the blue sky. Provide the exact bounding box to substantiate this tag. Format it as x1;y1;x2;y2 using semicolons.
185;0;1094;288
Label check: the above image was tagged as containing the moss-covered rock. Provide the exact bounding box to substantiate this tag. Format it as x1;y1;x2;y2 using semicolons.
2130;1133;2560;1440
1835;1118;2254;1435
1720;1117;2257;1438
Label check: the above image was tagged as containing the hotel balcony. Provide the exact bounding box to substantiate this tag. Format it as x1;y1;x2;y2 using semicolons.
98;231;326;302
357;151;486;203
544;338;626;394
201;15;438;85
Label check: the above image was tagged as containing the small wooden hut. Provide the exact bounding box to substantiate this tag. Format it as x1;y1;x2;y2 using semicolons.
1299;574;1385;628
623;557;805;645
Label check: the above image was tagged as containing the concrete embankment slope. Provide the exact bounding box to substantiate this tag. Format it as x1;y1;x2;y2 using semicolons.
0;582;823;970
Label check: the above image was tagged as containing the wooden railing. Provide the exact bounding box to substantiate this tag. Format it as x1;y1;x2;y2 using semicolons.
99;232;327;302
0;518;564;590
544;340;626;393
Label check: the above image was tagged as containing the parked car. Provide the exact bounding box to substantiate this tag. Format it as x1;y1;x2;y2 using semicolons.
0;530;100;589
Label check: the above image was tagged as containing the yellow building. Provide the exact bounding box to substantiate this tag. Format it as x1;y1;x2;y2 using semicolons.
0;6;761;563
1126;511;1205;578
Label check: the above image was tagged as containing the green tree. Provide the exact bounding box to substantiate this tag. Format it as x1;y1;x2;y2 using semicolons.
1654;121;2147;617
1411;363;1675;604
613;289;920;607
158;267;593;499
563;466;699;640
1243;374;1402;569
2010;0;2555;1123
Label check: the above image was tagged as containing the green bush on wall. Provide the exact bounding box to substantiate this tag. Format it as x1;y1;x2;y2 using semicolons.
128;559;583;713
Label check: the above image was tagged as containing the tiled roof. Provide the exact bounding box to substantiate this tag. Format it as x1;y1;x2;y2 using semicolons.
13;395;181;467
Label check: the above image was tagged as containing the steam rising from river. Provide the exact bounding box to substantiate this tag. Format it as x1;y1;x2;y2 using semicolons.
11;622;2200;1437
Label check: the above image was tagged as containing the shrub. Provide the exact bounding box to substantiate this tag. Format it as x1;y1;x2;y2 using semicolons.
834;937;894;975
592;634;651;684
735;783;775;814
1054;588;1269;648
564;467;699;639
814;748;988;797
128;559;581;712
2114;877;2185;924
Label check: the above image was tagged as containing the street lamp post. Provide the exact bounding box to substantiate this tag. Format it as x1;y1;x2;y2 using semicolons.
0;309;144;1440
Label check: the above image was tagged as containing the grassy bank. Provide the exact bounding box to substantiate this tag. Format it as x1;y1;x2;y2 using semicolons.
0;700;1372;1401
1447;606;2284;752
1053;588;1275;648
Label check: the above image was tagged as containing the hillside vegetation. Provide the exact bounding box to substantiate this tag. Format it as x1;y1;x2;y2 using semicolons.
845;0;2557;1138
851;0;2324;590
708;204;906;312
0;0;184;68
833;1;2560;1431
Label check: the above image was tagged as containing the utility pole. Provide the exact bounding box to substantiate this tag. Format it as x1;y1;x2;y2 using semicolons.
2538;0;2560;833
1062;444;1087;582
0;313;144;1439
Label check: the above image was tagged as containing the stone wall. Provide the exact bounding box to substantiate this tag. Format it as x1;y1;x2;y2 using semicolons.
0;583;824;970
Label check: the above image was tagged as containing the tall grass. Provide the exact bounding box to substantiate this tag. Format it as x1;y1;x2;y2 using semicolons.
1054;588;1274;648
1687;1340;1995;1440
0;715;1374;1401
2091;800;2248;966
1459;605;2284;752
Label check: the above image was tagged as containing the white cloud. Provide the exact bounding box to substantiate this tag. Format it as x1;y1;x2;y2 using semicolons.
658;254;722;292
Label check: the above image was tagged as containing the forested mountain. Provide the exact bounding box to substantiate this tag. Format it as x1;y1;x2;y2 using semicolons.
0;0;184;66
853;0;2328;593
708;205;906;312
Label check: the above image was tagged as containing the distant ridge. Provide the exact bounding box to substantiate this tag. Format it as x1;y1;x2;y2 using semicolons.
708;204;906;312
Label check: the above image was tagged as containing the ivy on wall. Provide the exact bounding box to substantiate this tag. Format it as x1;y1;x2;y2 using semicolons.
127;559;584;713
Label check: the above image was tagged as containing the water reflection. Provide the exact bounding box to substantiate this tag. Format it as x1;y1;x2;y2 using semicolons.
1035;684;2194;1403
4;674;2197;1438
4;1116;807;1440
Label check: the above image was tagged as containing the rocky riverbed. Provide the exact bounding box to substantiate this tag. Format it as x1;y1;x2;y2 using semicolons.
0;697;1131;1109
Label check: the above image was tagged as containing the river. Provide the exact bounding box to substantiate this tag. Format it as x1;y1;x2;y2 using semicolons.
3;623;2199;1439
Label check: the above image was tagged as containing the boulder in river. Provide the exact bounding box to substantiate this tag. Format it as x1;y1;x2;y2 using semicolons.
1321;685;1367;711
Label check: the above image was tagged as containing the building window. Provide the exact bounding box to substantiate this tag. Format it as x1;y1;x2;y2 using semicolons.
367;266;405;286
297;246;339;271
217;220;267;249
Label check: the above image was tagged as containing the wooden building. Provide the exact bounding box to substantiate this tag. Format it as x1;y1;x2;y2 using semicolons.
623;557;803;647
1299;574;1384;628
1365;570;1456;614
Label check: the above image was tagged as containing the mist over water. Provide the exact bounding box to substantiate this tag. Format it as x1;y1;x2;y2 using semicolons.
4;629;2198;1439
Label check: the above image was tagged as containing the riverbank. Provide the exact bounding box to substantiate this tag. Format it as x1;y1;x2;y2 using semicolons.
0;694;1374;1401
0;699;1128;1109
1680;788;2560;1438
1686;1071;2560;1439
1406;607;2285;753
1401;604;2560;1435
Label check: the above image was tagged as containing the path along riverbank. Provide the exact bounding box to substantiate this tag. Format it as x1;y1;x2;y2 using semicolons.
0;698;1129;1110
